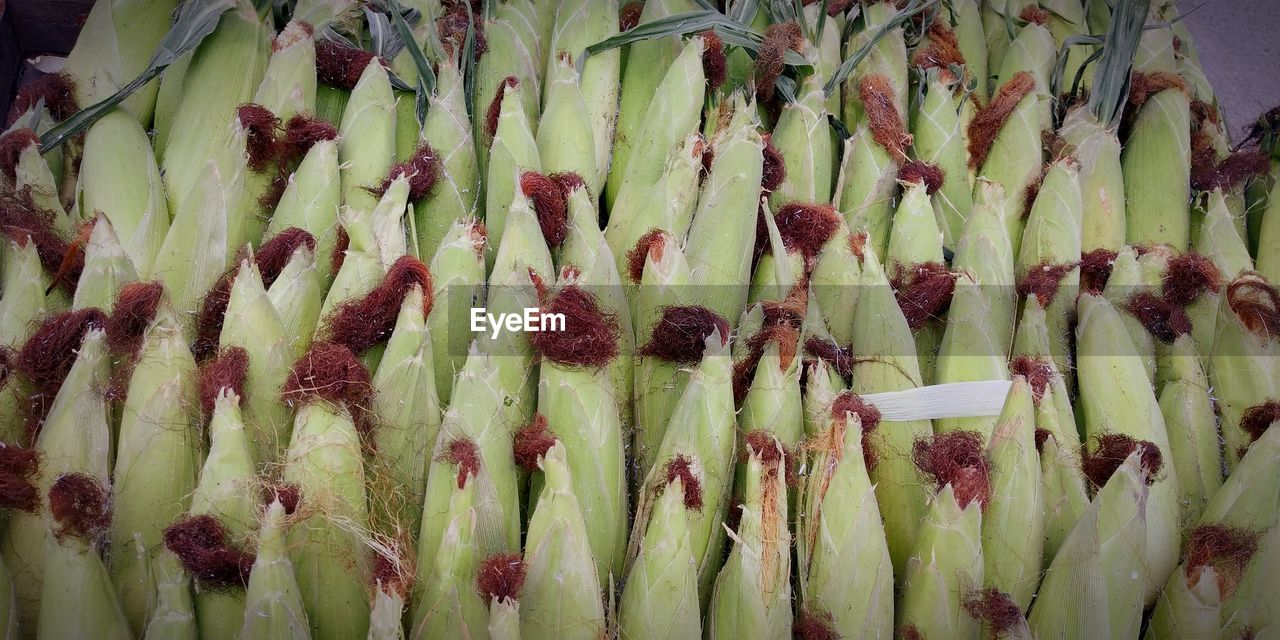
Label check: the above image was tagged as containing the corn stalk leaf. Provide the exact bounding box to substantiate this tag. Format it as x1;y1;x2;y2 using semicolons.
39;0;236;151
1086;0;1150;129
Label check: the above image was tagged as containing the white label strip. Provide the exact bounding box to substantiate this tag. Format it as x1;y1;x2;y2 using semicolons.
861;380;1014;421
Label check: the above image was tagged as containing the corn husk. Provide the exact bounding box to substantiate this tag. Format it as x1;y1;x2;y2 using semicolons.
1017;158;1083;375
416;349;521;569
947;0;988;97
618;477;701;640
546;0;618;187
414;60;479;261
1076;292;1182;601
281;398;371;640
152;158;241;320
483;82;540;270
472;2;543;177
72;217;140;311
1122;87;1192;249
684;93;764;325
266;243;324;361
0;555;15;640
934;181;1015;439
264;139;342;288
220;259;295;463
848;240;930;574
536;54;597;194
78;110;169;274
1193;189;1253;280
1212;426;1280;634
842;1;907;125
982;377;1044;609
39;500;133;640
252;20;316;121
321;176;411;319
110;303;202;633
836;119;899;261
1157;334;1222;525
0;239;57;347
1209;274;1280;469
885;178;947;384
631;266;701;477
980;0;1035;85
1027;451;1150;639
160;1;269;212
769;72;835;207
1256;179;1280;283
61;0;180;123
975;91;1045;255
797;410;893;638
627;332;735;602
520;442;606;640
896;483;984;640
426;219;486;403
912;68;973;246
1059;105;1127;252
338;61;397;214
239;500;311;640
2;330;112;631
408;476;486;640
1220;522;1280;640
707;439;792;640
809;222;861;346
144;550;198;640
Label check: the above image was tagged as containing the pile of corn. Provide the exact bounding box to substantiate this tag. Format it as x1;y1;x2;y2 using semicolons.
0;0;1278;637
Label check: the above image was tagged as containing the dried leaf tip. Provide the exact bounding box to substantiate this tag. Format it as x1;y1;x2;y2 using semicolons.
913;431;990;510
520;171;569;247
514;414;557;472
968;72;1036;169
639;305;730;363
663;455;703;510
484;77;519;140
477;553;526;604
325;255;433;354
963;588;1024;633
529;286;619;367
860;74;913;163
0;444;39;513
198;347;249;416
897;160;945;195
281;342;374;433
164;514;255;590
755;23;803;102
48;473;110;542
1082;433;1163;487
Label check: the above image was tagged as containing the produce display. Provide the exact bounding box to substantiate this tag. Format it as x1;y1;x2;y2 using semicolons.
0;0;1278;638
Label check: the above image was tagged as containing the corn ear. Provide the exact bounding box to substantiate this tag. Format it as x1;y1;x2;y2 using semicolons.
912;69;973;245
1059;105;1126;252
1017;158;1083;374
321;177;411;318
546;0;618;187
266;243;324;361
239;500;310;640
78;110;169;274
1193;188;1253;279
265;139;342;288
520;442;607;640
73;217;140;311
809;222;861;346
1157;335;1222;524
618;478;701;640
252;20;317;120
483;83;540;270
896;484;984;640
0;241;57;349
536;54;597;194
338;61;397;214
221;259;295;463
152;159;240;319
981;377;1044;608
472;3;543;177
836;120;898;261
40;507;133;640
769;73;835;207
1209;274;1280;469
409;478;486;640
61;0;180;122
144;550;198;640
0;555;14;640
427;220;486;403
842;1;907;125
605;130;704;280
1256;179;1280;283
414;60;479;261
975;92;1044;255
1122;86;1192;248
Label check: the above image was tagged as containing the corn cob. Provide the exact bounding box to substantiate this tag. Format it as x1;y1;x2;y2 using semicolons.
40;474;132;640
897;432;988;640
145;550;198;640
797;396;893;639
546;0;618;187
1209;274;1280;469
240;498;311;640
280;343;373;640
981;376;1044;609
519;442;606;640
408;476;485;640
707;433;792;640
414;59;479;261
3;323;111;631
618;468;701;640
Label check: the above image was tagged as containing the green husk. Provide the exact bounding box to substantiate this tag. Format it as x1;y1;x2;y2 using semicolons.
981;377;1044;608
160;0;269;213
1027;451;1149;639
40;491;133;640
0;240;58;348
1017;158;1083;374
281;399;371;640
152;156;240;320
239;500;310;640
948;0;988;97
483;82;540;271
78;109;169;274
110;303;202;633
519;442;607;640
1209;274;1280;469
980;0;1035;85
338;60;397;214
252;20;316;120
426;219;486;403
618;477;702;640
2;330;112;631
536;54;597;194
1256;179;1280;283
1076;293;1182;601
848;240;930;575
369;285;439;539
626;333;735;602
1157;334;1222;525
264;138;342;288
1122;87;1192;249
809;221;861;346
896;483;983;640
607;0;700;208
1036;394;1090;563
1101;246;1156;379
188;390;259;640
61;0;181;123
836;117;899;261
414;60;479;261
546;0;619;187
144;550;198;640
416;349;521;570
1193;189;1253;280
631;227;693;339
684;93;764;326
842;1;907;125
768;72;835;207
408;477;486;640
320;176;411;319
0;555;14;640
885;179;946;384
472;2;544;178
1060;105;1127;252
73;217;141;311
265;243;323;362
975;91;1045;256
797;410;893;639
707;439;792;640
220;259;295;463
739;335;804;451
912;68;973;246
934;180;1016;439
